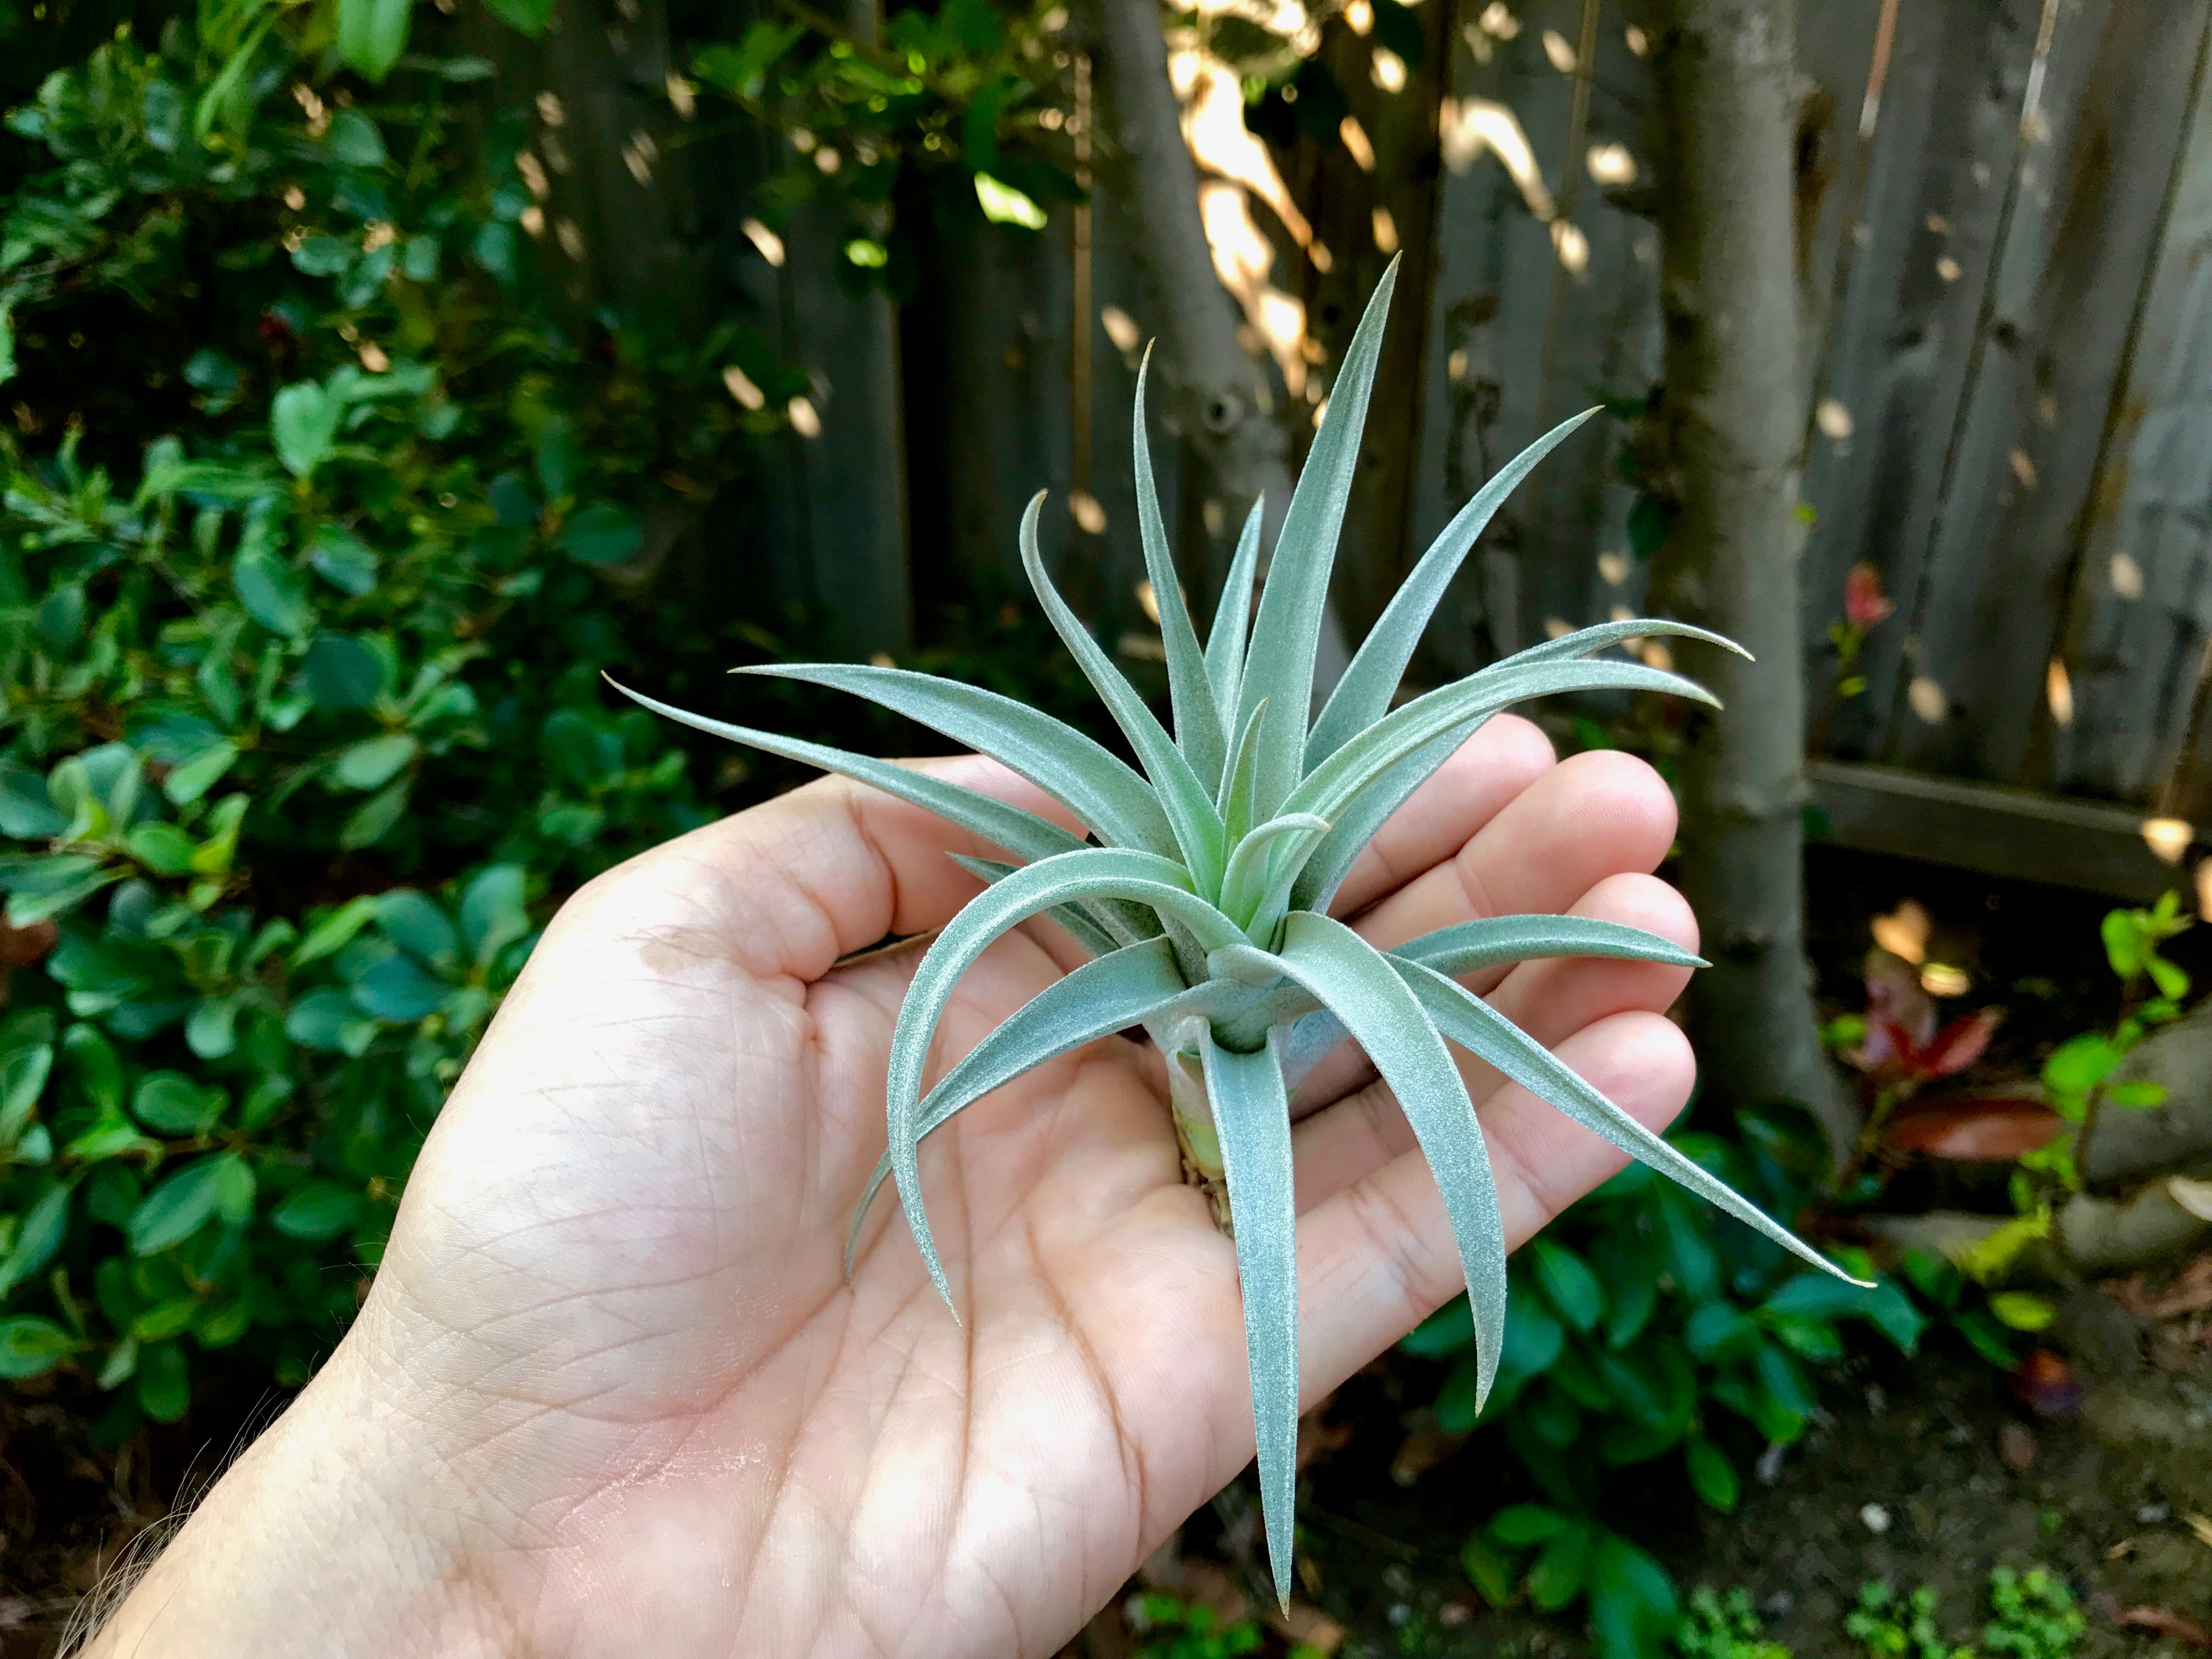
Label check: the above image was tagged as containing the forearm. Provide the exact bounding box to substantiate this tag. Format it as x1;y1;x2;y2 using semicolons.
74;1350;518;1659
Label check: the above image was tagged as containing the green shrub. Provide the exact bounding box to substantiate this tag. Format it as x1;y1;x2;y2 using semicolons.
1418;1107;1927;1659
0;4;769;1434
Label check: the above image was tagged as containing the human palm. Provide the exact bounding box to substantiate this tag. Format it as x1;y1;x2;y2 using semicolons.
87;721;1695;1659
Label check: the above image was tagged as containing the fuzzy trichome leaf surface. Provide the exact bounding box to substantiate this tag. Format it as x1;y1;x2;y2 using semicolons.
618;265;1857;1606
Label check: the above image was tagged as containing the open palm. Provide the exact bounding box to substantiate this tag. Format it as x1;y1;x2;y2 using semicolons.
222;721;1693;1659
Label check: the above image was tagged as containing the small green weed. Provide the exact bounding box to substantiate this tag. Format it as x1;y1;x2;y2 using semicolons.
1846;1568;2083;1659
1673;1586;1788;1659
1126;1592;1263;1659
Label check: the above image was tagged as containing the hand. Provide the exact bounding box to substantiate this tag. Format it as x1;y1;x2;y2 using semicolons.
83;718;1694;1659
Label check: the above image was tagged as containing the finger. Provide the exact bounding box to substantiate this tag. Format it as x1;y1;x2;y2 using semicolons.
1293;1011;1695;1400
1327;716;1555;919
1295;753;1680;1110
1289;873;1696;1211
547;756;1081;985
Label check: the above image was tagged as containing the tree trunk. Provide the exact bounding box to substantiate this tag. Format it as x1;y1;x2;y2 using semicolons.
1086;0;1348;695
1646;0;1855;1166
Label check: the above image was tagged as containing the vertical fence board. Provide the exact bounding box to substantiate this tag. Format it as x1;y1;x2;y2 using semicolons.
2056;40;2212;808
1887;0;2212;790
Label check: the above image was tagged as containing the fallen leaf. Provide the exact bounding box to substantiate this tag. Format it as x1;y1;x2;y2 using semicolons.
1389;1419;1466;1486
1886;1093;2063;1159
1997;1420;2038;1471
2187;1512;2212;1549
2119;1607;2212;1649
2103;1255;2212;1318
1267;1602;1347;1655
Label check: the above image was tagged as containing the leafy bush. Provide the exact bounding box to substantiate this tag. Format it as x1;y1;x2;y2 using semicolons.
0;4;777;1433
1417;1107;1926;1658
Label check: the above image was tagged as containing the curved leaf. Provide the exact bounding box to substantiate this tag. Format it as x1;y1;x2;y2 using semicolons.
612;678;1095;868
848;936;1209;1272
1289;658;1718;833
1498;616;1748;671
730;661;1174;856
1018;495;1227;887
1274;910;1509;1408
1219;698;1268;843
1392;959;1862;1286
1307;407;1599;766
1131;350;1226;784
947;856;1130;957
1220;812;1329;930
1294;721;1482;915
1202;1027;1300;1609
1235;258;1399;819
1398;915;1707;977
886;848;1244;1306
1206;495;1267;736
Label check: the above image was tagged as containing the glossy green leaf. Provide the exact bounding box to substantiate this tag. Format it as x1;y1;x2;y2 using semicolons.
0;1314;77;1378
336;0;413;82
1685;1438;1739;1512
1306;407;1598;766
1527;1237;1604;1333
1130;350;1225;785
128;1156;228;1254
1276;910;1508;1407
272;1180;363;1240
729;662;1173;856
1202;1028;1299;1609
1236;258;1398;817
1017;494;1225;885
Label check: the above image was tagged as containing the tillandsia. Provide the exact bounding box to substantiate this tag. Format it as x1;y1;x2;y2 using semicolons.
613;263;1858;1603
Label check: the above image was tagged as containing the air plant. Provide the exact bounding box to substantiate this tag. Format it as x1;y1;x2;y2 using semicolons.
615;267;1853;1602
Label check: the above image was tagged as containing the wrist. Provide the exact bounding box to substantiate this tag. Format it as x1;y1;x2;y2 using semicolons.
75;1335;518;1659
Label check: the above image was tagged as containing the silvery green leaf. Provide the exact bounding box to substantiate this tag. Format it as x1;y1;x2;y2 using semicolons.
1398;915;1707;977
1219;698;1268;844
1499;616;1748;669
1018;494;1228;888
1293;722;1482;916
1235;258;1399;818
1220;812;1329;932
1306;408;1599;768
1206;496;1266;736
849;936;1207;1273
732;660;1174;857
1393;958;1865;1285
1287;658;1717;833
1279;916;1706;1088
948;855;1130;957
608;678;1089;867
886;847;1246;1306
1274;910;1508;1408
1131;349;1226;785
1201;1026;1300;1609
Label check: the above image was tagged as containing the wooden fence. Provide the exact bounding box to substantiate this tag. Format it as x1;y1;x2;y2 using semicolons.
692;0;2212;898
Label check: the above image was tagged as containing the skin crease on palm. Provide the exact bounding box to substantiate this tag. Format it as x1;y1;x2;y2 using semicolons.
81;716;1696;1659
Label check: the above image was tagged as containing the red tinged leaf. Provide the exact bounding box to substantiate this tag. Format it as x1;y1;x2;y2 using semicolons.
2118;1609;2212;1650
1918;1008;2002;1077
1844;562;1895;629
2010;1348;2082;1417
1883;1093;2064;1159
